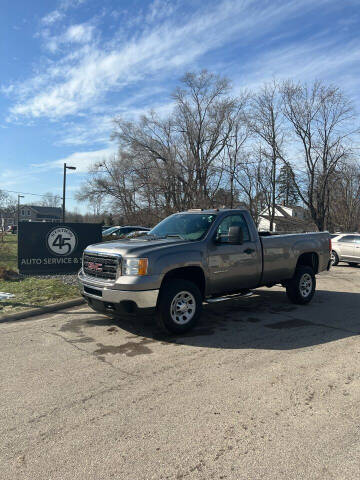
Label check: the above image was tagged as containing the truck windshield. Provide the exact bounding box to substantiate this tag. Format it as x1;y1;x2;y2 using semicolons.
149;213;216;241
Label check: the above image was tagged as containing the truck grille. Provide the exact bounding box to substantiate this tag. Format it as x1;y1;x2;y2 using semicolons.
83;253;120;280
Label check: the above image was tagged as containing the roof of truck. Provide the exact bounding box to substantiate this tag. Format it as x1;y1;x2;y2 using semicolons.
184;208;246;214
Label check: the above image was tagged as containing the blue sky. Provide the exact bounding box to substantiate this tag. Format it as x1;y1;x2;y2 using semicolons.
1;0;360;211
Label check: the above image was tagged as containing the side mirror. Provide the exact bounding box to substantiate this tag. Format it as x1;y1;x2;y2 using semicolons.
228;226;243;244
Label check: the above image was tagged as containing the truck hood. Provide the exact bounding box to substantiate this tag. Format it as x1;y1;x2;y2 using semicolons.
84;237;193;257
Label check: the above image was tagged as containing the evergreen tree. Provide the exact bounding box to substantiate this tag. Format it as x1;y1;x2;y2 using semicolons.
277;165;299;205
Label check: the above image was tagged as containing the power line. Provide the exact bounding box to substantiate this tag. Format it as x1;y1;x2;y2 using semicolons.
1;189;60;198
0;188;80;201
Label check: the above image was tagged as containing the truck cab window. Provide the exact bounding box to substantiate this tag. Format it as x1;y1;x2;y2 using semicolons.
216;215;250;243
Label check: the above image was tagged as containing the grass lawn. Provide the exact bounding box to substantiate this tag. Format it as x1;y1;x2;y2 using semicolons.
0;234;17;270
0;234;80;316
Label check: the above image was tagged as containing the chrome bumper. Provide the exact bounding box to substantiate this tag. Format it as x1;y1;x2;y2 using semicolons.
79;274;159;309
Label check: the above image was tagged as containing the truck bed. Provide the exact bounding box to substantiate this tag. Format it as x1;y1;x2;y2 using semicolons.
260;232;330;285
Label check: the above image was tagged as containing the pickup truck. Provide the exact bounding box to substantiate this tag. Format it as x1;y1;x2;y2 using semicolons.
78;209;331;333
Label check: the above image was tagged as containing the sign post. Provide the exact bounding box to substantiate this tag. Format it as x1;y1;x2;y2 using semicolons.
18;223;102;275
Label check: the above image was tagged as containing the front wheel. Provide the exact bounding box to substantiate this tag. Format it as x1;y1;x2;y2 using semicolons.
286;266;316;305
157;279;202;333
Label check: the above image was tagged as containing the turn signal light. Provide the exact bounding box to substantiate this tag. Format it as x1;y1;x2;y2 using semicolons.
138;258;148;276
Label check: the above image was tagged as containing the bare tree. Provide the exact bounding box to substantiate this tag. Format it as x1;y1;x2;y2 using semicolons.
108;71;240;213
327;161;360;232
171;71;239;206
76;72;359;230
281;80;356;231
0;190;16;230
232;148;269;226
41;192;62;208
249;81;285;231
75;183;105;216
224;94;251;208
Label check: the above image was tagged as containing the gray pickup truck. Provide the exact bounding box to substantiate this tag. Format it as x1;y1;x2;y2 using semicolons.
78;209;331;333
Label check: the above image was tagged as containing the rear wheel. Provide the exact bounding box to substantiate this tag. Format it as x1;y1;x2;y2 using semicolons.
157;279;202;333
286;266;316;305
331;251;339;266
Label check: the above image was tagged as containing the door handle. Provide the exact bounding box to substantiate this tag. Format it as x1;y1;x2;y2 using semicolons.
244;248;255;254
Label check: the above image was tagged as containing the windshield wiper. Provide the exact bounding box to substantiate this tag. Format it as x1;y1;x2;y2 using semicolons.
144;233;186;240
164;234;186;240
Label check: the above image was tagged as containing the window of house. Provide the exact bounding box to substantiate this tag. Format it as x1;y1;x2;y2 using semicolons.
27;210;30;216
21;209;25;216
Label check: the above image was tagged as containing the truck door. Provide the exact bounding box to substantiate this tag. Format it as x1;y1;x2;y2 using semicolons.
207;214;261;294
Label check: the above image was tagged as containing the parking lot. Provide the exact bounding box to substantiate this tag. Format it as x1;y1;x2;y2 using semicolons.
1;265;360;480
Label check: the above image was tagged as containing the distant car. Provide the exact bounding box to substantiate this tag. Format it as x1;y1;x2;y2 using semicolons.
103;226;150;239
125;230;150;239
102;226;121;236
101;225;112;233
6;225;17;234
331;233;360;267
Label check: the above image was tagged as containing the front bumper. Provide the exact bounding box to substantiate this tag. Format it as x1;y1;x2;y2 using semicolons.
78;271;159;309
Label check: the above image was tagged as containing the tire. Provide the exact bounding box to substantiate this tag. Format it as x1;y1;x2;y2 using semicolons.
157;279;202;333
348;263;358;267
286;266;316;305
331;251;339;266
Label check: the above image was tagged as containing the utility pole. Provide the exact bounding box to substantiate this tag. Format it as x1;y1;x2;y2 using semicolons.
17;194;24;228
62;163;76;223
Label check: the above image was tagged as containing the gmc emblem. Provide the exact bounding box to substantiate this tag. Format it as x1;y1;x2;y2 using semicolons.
87;262;103;271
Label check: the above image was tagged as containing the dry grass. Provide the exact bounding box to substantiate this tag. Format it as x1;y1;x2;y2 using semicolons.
0;234;80;316
0;234;17;270
0;277;79;315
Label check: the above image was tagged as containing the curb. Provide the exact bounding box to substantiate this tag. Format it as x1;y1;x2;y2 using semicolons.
0;298;86;324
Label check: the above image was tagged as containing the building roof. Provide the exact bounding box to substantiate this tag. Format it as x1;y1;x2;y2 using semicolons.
260;204;306;218
25;205;62;216
260;215;317;232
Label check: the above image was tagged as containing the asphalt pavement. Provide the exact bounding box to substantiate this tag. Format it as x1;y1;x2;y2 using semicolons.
1;264;360;479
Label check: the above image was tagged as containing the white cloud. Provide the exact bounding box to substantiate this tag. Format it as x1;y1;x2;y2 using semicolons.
0;84;15;95
57;97;174;146
41;10;65;26
64;24;94;43
146;0;177;23
0;169;39;189
236;37;360;96
8;0;335;120
60;0;87;9
43;23;95;53
41;0;87;25
33;147;116;173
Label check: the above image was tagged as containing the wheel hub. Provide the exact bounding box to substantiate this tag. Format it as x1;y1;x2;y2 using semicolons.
300;273;312;297
170;291;196;325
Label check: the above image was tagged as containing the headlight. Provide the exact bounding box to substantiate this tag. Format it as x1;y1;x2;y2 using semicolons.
122;258;148;276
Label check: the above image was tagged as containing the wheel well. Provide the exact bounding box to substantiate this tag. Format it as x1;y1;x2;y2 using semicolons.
160;267;206;298
296;252;319;273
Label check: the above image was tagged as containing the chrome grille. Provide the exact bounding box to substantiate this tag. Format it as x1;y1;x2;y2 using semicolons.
83;253;120;280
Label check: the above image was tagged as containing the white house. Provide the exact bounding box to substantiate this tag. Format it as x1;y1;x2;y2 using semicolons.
258;205;316;232
19;205;62;223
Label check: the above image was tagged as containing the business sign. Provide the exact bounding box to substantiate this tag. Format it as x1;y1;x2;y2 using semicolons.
18;222;102;274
